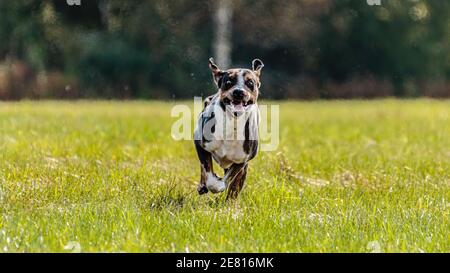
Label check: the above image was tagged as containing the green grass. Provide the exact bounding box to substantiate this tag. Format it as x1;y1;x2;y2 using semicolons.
0;99;449;252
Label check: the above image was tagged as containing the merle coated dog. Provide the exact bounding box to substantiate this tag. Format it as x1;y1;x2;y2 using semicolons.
194;58;264;199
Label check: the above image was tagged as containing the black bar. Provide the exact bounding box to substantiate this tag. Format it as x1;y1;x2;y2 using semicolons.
0;253;447;272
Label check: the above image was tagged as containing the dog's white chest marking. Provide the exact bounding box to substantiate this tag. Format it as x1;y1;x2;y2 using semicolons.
196;99;259;169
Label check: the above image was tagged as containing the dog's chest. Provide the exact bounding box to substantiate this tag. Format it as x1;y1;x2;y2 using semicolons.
200;103;258;168
204;120;248;167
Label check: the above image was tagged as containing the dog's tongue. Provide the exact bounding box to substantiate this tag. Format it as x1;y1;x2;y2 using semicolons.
232;103;245;112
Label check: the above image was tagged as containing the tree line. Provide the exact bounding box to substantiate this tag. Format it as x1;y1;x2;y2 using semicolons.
0;0;449;99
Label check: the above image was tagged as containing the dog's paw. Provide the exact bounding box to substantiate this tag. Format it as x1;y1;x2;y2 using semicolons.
206;173;226;193
208;182;226;193
197;184;208;195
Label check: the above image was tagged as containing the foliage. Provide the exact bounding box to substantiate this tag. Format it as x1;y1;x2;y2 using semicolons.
1;0;450;98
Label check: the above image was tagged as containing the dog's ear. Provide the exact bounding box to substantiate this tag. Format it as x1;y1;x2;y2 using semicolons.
252;59;264;77
209;57;225;87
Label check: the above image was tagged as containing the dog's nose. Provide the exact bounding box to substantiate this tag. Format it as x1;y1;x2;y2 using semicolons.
232;89;245;100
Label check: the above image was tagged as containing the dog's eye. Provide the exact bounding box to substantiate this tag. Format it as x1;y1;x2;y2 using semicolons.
245;80;254;90
223;80;233;89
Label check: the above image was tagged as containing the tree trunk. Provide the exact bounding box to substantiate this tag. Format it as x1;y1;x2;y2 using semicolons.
99;0;110;30
213;0;233;68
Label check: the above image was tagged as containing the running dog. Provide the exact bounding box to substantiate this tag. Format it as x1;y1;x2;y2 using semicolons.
194;58;264;199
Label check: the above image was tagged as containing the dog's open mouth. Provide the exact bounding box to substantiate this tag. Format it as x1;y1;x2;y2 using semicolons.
223;98;254;116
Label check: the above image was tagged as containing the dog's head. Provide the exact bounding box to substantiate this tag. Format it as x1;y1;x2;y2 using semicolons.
208;58;264;117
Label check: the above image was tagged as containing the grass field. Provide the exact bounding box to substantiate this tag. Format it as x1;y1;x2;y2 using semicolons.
0;99;449;252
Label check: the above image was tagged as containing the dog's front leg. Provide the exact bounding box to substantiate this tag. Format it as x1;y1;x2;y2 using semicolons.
194;140;225;194
224;163;248;200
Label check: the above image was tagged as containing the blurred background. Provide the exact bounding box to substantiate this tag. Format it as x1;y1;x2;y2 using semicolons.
0;0;449;100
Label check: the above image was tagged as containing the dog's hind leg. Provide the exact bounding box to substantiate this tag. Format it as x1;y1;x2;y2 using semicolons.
225;163;248;200
194;140;225;194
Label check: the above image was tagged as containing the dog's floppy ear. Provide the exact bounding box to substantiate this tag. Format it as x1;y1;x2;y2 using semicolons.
252;59;264;77
209;57;225;87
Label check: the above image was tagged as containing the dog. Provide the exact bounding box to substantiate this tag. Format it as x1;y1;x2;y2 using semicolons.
194;57;264;199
